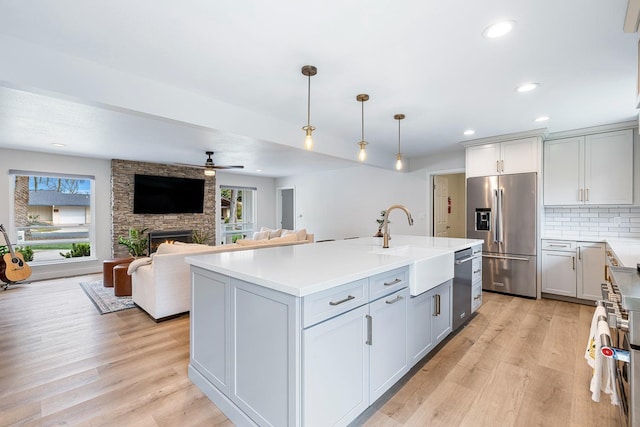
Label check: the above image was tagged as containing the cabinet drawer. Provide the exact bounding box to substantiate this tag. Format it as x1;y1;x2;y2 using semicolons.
369;267;409;301
472;256;482;283
542;239;576;251
302;279;368;328
471;281;482;313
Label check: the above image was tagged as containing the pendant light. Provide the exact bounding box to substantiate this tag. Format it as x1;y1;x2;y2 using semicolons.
394;114;405;170
356;94;369;162
301;65;317;150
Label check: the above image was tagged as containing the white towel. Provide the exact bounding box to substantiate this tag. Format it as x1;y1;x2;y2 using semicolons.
584;305;606;368
585;307;620;405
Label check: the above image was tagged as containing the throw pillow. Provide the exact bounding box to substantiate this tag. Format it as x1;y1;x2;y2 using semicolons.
282;228;307;241
252;230;270;240
260;227;283;239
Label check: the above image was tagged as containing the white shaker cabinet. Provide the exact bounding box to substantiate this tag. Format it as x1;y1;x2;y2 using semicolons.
541;240;577;297
466;137;539;178
407;279;452;365
369;287;410;402
541;239;605;301
543;129;633;205
576;242;605;300
302;304;369;427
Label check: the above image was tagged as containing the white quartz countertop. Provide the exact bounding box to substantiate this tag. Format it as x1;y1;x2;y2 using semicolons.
542;236;640;268
186;235;483;297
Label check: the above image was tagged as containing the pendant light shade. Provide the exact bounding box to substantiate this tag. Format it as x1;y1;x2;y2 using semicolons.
301;65;317;150
356;94;369;162
394;114;405;170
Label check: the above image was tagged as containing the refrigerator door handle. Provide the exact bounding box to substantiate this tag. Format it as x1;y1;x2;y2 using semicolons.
482;254;530;262
493;189;499;243
498;188;504;244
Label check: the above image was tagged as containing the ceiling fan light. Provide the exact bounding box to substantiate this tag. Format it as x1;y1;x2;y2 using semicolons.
204;167;216;177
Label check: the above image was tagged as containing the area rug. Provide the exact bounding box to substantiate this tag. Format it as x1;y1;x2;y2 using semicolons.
79;280;136;314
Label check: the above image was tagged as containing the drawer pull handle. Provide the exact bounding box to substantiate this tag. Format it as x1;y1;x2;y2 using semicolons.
474;295;482;301
548;244;568;248
473;269;482;274
385;295;404;305
384;278;402;286
329;295;356;306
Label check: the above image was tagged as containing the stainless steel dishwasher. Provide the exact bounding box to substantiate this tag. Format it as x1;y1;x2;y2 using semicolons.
453;247;480;331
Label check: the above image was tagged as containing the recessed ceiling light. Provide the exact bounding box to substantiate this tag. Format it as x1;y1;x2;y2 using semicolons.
464;129;475;136
482;20;515;39
516;82;540;92
51;143;66;147
534;116;550;122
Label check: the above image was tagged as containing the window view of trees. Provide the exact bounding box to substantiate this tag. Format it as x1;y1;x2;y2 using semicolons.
220;187;255;244
8;174;93;263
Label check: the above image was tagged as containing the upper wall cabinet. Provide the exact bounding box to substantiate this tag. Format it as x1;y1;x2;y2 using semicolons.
466;137;540;178
543;129;633;205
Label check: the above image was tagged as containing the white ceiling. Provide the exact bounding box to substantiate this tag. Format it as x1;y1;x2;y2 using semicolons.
0;0;638;177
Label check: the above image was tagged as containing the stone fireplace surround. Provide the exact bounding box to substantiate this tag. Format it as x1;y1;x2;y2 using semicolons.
110;159;216;258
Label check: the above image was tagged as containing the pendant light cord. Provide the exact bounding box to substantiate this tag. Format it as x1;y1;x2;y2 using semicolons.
361;99;365;141
307;74;311;127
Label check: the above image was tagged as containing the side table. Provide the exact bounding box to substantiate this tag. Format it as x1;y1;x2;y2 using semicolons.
113;263;133;297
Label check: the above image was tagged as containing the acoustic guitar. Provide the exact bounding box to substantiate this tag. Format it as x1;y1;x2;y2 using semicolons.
0;224;32;283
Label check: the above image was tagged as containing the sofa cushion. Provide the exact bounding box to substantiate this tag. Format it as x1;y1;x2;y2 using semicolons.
236;238;267;246
266;234;298;244
282;228;307;241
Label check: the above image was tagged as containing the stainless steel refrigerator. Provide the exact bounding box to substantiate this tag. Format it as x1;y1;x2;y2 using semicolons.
466;173;537;298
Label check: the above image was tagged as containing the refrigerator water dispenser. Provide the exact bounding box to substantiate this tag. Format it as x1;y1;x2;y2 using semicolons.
475;208;491;231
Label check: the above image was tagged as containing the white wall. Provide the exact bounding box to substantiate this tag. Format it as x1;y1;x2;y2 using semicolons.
0;148;112;281
276;165;428;241
215;171;277;244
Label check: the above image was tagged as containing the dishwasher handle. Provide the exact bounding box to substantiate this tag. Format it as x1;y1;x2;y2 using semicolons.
455;255;477;265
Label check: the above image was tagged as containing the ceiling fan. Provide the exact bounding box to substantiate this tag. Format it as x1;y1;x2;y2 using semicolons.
180;151;244;176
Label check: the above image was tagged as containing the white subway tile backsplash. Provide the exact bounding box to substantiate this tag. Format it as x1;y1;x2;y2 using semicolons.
543;206;640;239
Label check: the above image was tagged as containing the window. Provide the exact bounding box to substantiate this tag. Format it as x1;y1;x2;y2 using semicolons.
8;171;95;264
220;185;256;244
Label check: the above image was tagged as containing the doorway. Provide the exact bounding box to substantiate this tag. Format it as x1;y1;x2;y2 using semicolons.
432;173;466;238
277;187;295;230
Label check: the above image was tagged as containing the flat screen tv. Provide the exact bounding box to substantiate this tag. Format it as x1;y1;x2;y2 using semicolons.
133;174;205;214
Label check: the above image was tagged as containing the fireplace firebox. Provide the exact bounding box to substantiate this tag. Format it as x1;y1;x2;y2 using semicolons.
148;229;193;254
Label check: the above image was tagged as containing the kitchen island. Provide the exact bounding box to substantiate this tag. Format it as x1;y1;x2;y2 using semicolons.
185;236;482;427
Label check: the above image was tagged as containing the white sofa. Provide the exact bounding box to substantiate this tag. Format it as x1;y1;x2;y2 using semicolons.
129;232;314;321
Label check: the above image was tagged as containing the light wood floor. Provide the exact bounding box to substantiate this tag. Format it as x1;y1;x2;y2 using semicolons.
0;274;622;427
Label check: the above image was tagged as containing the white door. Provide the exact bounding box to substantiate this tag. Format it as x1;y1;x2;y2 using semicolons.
433;175;449;237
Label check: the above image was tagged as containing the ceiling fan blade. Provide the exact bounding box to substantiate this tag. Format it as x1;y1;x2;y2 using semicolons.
212;165;244;169
174;162;205;169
